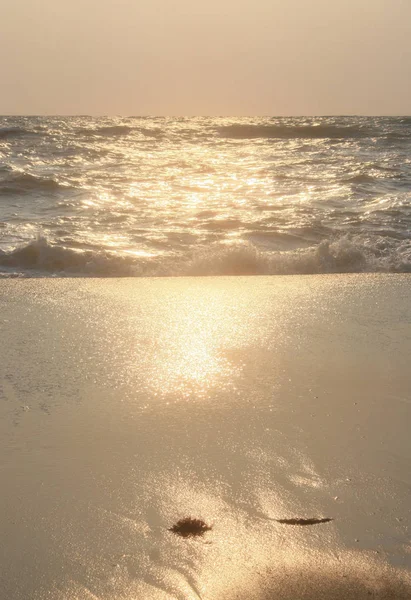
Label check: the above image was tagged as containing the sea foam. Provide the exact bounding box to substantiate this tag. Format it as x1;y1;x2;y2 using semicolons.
1;236;411;277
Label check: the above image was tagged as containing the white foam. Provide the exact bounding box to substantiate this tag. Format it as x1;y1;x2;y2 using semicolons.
1;235;411;277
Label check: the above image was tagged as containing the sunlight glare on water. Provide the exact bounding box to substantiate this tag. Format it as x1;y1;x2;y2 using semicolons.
2;116;411;276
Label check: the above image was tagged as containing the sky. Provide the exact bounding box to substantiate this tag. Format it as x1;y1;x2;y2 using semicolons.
1;0;411;115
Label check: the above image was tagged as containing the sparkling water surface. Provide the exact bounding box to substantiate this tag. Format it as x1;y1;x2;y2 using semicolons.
1;116;411;276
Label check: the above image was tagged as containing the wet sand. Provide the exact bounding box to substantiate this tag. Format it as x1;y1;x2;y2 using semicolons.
0;275;410;599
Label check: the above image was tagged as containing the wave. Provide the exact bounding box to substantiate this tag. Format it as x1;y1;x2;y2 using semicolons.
0;238;136;275
0;127;38;140
139;127;163;138
1;236;411;277
78;125;134;137
0;172;68;195
218;124;373;140
344;174;378;184
76;125;163;138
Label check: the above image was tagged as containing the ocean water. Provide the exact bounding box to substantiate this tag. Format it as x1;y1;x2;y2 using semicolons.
1;115;411;277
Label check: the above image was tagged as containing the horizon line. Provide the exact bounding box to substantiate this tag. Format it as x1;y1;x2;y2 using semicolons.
1;114;411;118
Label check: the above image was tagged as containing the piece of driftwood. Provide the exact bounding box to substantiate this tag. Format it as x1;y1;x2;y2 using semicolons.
275;517;333;526
169;517;212;538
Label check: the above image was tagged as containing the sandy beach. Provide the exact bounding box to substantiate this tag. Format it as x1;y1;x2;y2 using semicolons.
1;274;410;599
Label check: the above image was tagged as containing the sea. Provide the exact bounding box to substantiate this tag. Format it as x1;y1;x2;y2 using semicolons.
1;115;411;277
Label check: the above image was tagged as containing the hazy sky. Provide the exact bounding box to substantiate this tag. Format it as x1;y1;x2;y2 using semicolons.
2;0;411;115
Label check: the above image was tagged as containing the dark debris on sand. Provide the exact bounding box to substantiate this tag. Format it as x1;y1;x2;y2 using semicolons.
276;517;333;526
169;517;212;538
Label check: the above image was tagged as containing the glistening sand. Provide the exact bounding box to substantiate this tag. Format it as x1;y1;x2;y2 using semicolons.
0;275;410;599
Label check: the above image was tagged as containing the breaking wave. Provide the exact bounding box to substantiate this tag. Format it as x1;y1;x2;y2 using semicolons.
1;236;411;277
